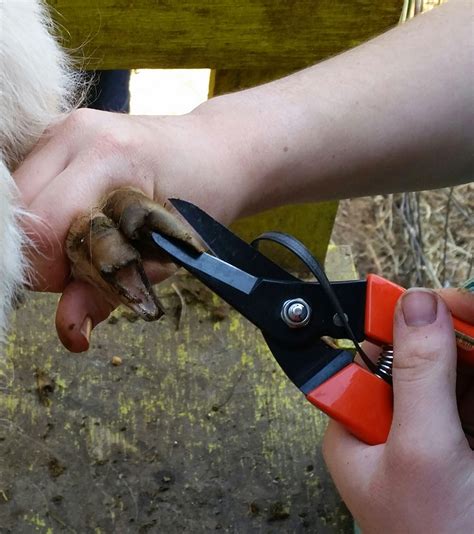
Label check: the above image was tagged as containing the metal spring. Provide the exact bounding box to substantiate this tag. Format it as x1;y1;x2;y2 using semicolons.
374;346;394;383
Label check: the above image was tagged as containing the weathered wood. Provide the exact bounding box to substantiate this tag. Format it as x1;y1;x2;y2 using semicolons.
209;68;294;97
231;201;339;266
0;247;356;532
48;0;402;69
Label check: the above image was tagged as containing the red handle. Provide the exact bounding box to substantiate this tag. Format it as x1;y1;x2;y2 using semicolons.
306;363;392;445
365;274;474;366
306;276;473;445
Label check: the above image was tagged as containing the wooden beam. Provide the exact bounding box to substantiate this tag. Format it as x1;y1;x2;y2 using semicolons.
49;0;402;69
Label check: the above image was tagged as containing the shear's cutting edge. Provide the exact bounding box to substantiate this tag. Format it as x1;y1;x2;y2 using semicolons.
169;198;297;281
151;231;258;295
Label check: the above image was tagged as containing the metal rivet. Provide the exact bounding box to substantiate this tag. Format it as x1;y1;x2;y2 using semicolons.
281;299;311;328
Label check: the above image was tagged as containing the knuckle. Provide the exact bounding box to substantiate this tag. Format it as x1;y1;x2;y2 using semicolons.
63;108;94;131
90;121;137;163
392;338;445;374
62;110;133;155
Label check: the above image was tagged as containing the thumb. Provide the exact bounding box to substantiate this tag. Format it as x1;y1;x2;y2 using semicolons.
390;288;464;447
56;280;113;353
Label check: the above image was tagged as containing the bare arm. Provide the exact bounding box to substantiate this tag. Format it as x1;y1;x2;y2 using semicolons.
15;0;472;349
192;0;472;217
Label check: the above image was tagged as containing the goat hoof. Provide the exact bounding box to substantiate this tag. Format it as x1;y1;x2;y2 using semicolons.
66;187;201;321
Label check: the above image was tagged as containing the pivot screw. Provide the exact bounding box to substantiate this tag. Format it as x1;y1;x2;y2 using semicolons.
281;299;311;328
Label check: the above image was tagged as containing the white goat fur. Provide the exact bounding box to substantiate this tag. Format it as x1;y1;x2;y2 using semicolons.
0;0;75;340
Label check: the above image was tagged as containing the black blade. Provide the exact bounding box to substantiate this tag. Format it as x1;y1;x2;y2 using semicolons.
151;232;269;327
151;232;258;294
169;198;296;281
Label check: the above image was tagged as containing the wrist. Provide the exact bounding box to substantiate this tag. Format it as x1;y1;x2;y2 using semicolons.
136;111;246;224
192;75;337;215
191;88;303;218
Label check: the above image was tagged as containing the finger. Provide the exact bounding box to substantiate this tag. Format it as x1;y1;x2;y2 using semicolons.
21;157;103;292
25;155;154;292
323;419;373;472
458;376;474;447
55;261;175;351
56;280;113;353
390;288;465;448
21;212;70;292
19;155;99;292
437;287;474;324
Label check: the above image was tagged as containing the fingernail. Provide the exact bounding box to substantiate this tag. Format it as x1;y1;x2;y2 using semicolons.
402;288;438;326
80;316;92;346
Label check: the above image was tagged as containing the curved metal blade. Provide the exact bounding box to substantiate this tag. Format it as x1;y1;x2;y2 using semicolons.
151;232;258;295
169;198;296;281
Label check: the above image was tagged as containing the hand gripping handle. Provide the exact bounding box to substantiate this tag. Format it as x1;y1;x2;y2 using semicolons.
306;276;474;446
365;274;474;366
306;363;393;445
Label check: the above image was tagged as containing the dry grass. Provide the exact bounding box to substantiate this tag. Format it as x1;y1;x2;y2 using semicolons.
332;184;473;288
400;0;443;20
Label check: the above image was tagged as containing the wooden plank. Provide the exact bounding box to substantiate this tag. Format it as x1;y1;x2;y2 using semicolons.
49;0;402;69
209;68;293;97
231;201;339;266
0;247;356;532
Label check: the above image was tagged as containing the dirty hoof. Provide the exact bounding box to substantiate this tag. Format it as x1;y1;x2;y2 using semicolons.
66;187;201;321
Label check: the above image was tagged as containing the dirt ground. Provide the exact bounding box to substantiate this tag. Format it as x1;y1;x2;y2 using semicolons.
0;264;353;533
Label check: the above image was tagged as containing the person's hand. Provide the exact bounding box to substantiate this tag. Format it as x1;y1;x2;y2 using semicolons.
323;288;474;533
14;108;246;352
14;0;472;354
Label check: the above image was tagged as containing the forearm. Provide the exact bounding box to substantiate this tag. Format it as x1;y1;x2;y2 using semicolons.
193;0;473;218
14;0;471;345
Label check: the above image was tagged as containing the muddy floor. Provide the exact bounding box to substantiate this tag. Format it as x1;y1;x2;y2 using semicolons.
0;263;353;533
